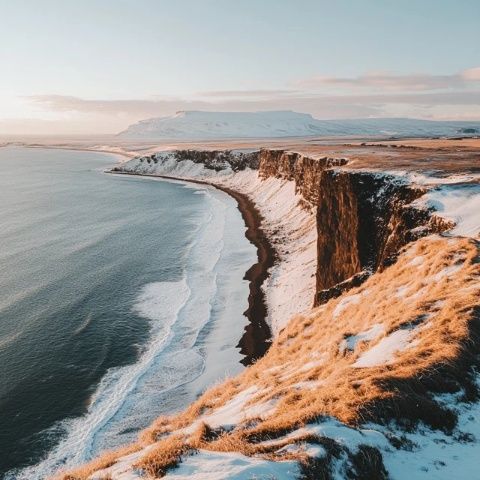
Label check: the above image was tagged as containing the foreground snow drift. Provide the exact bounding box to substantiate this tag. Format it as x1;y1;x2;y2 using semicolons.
418;183;480;237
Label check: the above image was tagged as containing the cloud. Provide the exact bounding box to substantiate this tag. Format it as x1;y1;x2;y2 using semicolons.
26;90;480;115
462;67;480;81
11;81;480;135
195;89;299;98
25;95;208;116
294;68;480;91
0;117;123;136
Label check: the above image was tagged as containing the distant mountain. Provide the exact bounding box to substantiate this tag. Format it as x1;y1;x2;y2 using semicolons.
118;110;480;139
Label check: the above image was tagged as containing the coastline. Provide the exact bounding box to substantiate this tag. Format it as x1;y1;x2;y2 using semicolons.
8;143;137;160
3;147;265;480
108;170;276;365
10;145;480;480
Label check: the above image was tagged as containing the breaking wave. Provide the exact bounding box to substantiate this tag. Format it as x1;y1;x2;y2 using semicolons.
7;183;253;479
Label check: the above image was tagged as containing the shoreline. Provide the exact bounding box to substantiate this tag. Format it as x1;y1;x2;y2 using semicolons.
108;169;276;365
0;142;137;160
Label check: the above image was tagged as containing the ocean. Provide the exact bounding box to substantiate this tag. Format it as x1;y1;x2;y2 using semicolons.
0;147;255;478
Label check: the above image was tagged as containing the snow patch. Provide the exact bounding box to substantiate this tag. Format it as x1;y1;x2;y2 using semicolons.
432;264;463;281
395;285;411;298
340;324;385;353
163;449;299;480
333;289;370;319
201;386;277;430
353;329;416;368
90;447;152;480
418;183;480;237
408;256;424;267
333;294;362;318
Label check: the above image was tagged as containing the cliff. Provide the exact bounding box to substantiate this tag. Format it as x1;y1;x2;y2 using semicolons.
314;171;451;303
64;147;480;480
112;148;451;323
259;150;454;306
257;149;347;208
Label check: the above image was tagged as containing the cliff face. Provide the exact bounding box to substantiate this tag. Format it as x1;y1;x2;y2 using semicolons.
254;149;450;305
258;149;347;208
118;148;451;310
314;171;450;304
173;149;260;171
129;150;260;172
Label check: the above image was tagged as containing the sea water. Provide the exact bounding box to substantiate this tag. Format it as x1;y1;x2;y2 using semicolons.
0;147;255;478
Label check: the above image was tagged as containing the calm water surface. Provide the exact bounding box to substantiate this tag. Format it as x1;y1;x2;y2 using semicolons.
0;147;254;478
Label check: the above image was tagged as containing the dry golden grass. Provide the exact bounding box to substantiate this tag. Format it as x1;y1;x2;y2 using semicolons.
134;434;192;478
54;444;141;480
58;235;480;479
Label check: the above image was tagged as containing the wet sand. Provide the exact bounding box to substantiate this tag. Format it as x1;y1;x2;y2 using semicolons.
108;170;276;365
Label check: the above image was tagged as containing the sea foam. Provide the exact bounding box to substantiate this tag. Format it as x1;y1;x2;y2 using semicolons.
7;279;190;480
8;181;254;480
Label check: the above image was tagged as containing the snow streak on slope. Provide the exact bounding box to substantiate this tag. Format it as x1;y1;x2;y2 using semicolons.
118;111;480;139
73;235;480;480
117;152;317;334
418;183;480;237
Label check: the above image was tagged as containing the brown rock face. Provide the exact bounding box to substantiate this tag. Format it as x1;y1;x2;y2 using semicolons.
126;148;452;311
315;172;362;292
258;149;347;208
313;171;448;304
255;149;451;306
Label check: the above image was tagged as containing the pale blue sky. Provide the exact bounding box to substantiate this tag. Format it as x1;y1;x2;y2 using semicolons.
1;0;479;134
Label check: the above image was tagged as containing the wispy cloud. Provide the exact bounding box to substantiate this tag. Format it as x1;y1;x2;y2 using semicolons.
194;89;299;99
294;67;480;92
462;67;480;81
10;69;480;135
26;90;480;115
25;95;208;116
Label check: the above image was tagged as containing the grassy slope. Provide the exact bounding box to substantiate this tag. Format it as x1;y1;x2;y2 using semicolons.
58;235;480;479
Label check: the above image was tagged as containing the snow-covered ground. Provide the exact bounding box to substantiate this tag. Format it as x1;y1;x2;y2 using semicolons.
118;110;480;139
418;183;480;237
78;149;480;480
154;450;299;480
247;387;480;480
118;151;317;335
353;167;480;239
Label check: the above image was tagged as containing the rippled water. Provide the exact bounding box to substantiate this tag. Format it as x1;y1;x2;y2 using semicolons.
0;147;255;478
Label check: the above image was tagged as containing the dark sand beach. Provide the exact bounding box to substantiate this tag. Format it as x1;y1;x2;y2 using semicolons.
107;170;276;365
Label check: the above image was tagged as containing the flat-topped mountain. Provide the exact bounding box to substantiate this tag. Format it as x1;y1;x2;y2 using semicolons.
118;110;324;139
118;110;480;139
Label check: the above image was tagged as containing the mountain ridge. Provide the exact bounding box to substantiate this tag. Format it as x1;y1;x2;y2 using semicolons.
118;110;480;139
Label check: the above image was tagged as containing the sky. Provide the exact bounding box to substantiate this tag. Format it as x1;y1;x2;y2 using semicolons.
1;0;479;135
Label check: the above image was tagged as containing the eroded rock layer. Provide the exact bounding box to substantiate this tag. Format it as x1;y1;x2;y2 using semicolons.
314;171;451;303
57;146;480;480
114;148;451;312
